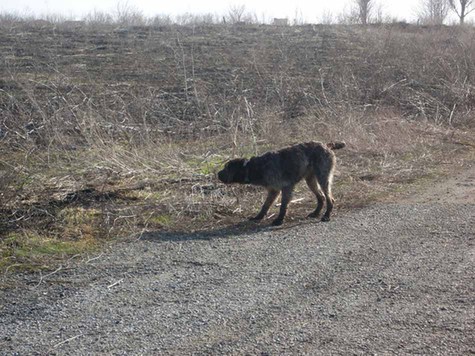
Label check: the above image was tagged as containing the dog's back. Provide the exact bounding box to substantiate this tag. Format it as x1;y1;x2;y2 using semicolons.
243;141;342;191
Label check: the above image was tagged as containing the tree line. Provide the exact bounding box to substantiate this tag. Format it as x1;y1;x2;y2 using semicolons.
1;0;473;27
356;0;474;25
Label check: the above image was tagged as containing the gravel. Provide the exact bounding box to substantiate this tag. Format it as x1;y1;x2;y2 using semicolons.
1;165;475;355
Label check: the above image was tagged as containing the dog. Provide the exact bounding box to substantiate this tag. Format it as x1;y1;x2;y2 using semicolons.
218;141;346;226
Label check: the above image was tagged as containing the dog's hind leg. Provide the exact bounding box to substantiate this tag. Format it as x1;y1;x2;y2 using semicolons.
319;179;334;221
305;175;325;218
250;188;279;221
316;169;335;222
272;186;294;226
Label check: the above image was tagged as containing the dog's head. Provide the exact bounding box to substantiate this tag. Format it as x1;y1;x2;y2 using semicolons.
218;158;249;184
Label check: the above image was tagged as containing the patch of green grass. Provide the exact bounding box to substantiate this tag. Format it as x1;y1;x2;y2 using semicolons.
0;231;98;273
184;154;226;176
149;214;173;227
199;161;216;175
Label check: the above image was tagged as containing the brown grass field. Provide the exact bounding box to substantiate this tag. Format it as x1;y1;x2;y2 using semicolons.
1;20;474;272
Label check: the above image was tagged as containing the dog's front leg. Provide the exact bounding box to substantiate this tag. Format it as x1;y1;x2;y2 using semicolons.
250;188;279;221
272;186;293;226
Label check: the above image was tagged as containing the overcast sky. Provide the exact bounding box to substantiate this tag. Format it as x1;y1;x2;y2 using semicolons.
0;0;450;23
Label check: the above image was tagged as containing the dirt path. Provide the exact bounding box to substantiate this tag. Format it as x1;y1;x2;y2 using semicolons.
405;159;475;205
1;163;474;355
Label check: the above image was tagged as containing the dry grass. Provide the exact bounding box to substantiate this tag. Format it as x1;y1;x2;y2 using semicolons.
1;20;475;272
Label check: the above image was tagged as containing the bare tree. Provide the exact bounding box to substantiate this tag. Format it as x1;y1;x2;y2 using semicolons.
227;5;246;24
372;3;387;24
356;0;374;25
115;0;144;26
319;10;335;24
418;0;450;24
448;0;475;24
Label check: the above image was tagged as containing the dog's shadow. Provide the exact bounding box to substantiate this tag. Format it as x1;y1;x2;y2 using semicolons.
139;218;322;243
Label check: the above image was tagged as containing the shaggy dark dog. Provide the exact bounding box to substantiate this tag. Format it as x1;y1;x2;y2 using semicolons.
218;141;346;226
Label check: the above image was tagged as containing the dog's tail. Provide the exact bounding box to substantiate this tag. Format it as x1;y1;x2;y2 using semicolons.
327;141;346;150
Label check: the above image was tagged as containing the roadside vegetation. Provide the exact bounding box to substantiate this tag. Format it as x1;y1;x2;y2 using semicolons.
1;16;474;273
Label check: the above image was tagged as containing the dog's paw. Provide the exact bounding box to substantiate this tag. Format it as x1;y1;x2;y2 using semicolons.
321;216;331;222
271;219;283;226
307;212;319;218
249;215;263;222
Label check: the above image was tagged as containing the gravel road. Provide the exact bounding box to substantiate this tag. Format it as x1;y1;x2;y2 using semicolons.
1;165;474;355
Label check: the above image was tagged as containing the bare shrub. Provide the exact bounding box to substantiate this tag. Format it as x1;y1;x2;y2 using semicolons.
175;13;218;26
418;0;450;24
148;15;173;27
0;11;26;27
336;6;360;24
227;5;246;23
84;10;114;28
114;0;146;26
225;5;257;24
318;10;335;25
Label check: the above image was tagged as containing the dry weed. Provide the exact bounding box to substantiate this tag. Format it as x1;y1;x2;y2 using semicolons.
1;21;474;272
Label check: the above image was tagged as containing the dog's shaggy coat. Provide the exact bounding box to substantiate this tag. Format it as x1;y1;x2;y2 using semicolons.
218;141;345;226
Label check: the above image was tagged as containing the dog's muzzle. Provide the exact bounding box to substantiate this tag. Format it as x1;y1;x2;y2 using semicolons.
217;170;228;183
